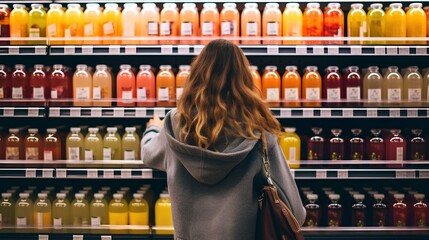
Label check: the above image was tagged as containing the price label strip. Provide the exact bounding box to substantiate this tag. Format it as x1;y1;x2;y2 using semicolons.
42;169;54;178
398;46;409;55
87;169;98;178
73;235;84;240
135;108;147;117
350;46;362;55
342;109;353;117
113;108;125;117
26;169;37;178
327;46;339;55
38;235;49;240
82;46;93;54
35;46;46;55
91;108;102;117
406;109;418;117
280;109;291;118
70;108;81;117
396;170;416;179
316;170;327;179
125;46;137;54
419;170;429;178
56;169;67;178
161;45;173;54
121;169;132;178
178;45;190;54
374;46;385;55
321;109;331;117
337;170;349;179
194;45;204;55
28;108;40;117
103;170;114;178
64;46;75;54
109;45;120;54
3;107;14;117
313;46;324;55
154;108;166;117
386;46;398;55
296;46;307;55
49;108;60;117
101;236;112;240
367;109;378;117
267;46;279;54
9;46;19;54
389;108;400;117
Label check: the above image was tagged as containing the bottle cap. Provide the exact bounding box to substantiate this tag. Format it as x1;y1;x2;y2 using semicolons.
265;66;277;71
107;127;118;132
76;64;88;70
75;193;85;199
329;194;340;200
19;193;30;198
120;187;130;191
38;193;48;198
249;65;258;71
327;66;339;71
160;193;170;198
223;3;237;8
285;66;298;71
394;194;405;200
203;3;217;9
64;186;73;191
88;128;99;133
120;64;132;70
113;193;123;199
34;64;44;70
266;3;279;9
370;3;383;9
389;3;403;8
2;193;12;198
56;193;66;199
106;3;119;8
96;64;108;71
101;187;111;191
328;3;341;8
160;65;172;71
28;128;39;134
179;65;191;72
306;66;318;71
15;64;25;69
9;128;19;134
351;3;364;9
353;194;365;200
287;3;300;8
124;3;138;8
307;194;318;200
67;4;81;9
86;3;100;8
47;128;57;134
94;193;104;199
183;3;196;8
284;127;296;133
133;193;143;199
374;194;385;200
31;4;43;9
307;3;320;8
163;3;177;8
245;3;258;8
125;127;136;132
53;64;63;69
139;65;152;71
13;4;26;9
0;4;9;8
414;193;425;200
410;3;423;8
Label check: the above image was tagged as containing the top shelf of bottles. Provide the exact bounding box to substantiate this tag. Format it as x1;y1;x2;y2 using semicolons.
4;0;429;3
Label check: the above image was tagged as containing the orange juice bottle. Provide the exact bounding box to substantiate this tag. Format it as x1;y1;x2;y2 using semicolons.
406;3;426;45
0;4;10;45
302;66;322;107
324;3;344;45
140;3;159;45
241;3;261;45
220;3;240;44
176;65;190;100
28;4;46;45
282;66;301;107
136;65;155;106
65;4;84;45
303;3;323;44
426;7;429;39
47;4;65;45
160;3;179;44
92;64;112;107
262;66;281;107
10;4;29;45
283;3;303;45
200;3;219;44
347;3;367;44
156;65;175;107
116;64;136;107
122;3;140;44
83;3;102;45
180;3;199;44
385;3;406;44
73;64;92;107
262;3;282;45
102;3;122;45
249;65;262;92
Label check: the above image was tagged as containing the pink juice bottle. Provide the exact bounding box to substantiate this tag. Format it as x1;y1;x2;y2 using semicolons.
344;66;362;106
408;129;426;161
367;129;385;160
49;64;71;106
29;64;48;100
11;64;29;101
136;65;155;107
393;194;407;227
116;64;136;107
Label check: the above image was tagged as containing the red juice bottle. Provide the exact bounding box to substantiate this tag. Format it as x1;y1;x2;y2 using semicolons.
349;128;364;160
11;64;29;100
373;194;387;226
0;4;10;45
352;194;367;226
29;64;48;100
136;65;155;107
367;129;385;160
413;194;427;227
392;194;407;227
327;194;343;227
408;129;426;161
329;129;344;160
307;127;325;160
49;64;71;105
324;3;344;44
385;129;406;168
305;194;320;227
116;64;136;107
0;64;10;99
344;66;362;106
323;66;342;107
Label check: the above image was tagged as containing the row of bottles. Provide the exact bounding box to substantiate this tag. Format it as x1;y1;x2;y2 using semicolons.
302;186;428;227
0;2;428;45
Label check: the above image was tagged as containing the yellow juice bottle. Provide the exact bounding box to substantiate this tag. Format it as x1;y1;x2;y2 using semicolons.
92;64;112;107
403;66;423;107
385;3;406;44
0;193;15;226
47;4;65;45
33;193;52;227
90;193;108;226
367;4;385;44
279;127;301;169
129;193;149;225
15;193;34;226
84;128;103;161
103;127;122;160
66;127;84;161
122;127;140;160
71;193;90;226
65;4;84;45
109;193;128;225
83;3;102;45
347;4;367;44
73;64;92;106
53;193;70;226
283;3;303;45
10;4;29;45
28;4;46;45
102;3;122;45
406;3;426;45
155;193;173;234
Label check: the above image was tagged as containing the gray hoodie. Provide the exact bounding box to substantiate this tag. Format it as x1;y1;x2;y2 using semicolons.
142;109;306;240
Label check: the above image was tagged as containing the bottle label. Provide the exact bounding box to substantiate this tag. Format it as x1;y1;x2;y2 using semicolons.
26;147;39;160
396;147;404;161
347;87;361;100
48;24;57;37
0;213;2;223
12;87;23;99
103;22;114;35
33;87;44;99
246;22;258;36
16;217;27;226
285;88;299;100
306;88;320;100
148;21;158;35
408;88;421;101
176;87;184;100
6;147;19;160
267;22;279;36
266;88;279;101
76;87;90;100
123;22;135;37
327;88;341;101
103;147;112;160
137;87;147;100
84;149;94;160
160;21;171;35
44;150;53;161
51;89;58;99
202;21;213;36
124;150;135;160
122;90;133;100
29;28;40;38
84;24;94;36
37;212;43;226
68;147;80;160
288;147;297;161
65;28;71;38
221;21;234;35
0;87;3;98
91;217;101;226
53;218;62;226
158;87;169;101
93;86;101;100
181;22;193;36
368;89;381;102
388;88;401;101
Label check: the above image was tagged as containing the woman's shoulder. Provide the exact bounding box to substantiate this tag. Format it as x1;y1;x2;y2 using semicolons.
263;130;279;150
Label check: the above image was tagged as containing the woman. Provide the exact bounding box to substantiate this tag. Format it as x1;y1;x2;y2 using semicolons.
142;39;305;239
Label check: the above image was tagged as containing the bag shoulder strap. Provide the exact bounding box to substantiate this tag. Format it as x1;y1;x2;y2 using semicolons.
260;131;274;187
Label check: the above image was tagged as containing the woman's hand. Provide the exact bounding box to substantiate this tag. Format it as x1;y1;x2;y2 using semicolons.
147;113;164;129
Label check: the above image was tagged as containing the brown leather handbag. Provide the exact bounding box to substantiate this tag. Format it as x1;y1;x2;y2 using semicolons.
255;132;304;240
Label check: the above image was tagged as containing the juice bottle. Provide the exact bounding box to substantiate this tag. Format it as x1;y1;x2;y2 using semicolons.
367;4;385;44
6;129;24;160
283;3;302;45
83;3;102;45
349;129;364;160
103;127;121;160
200;3;219;44
102;3;122;45
329;129;344;160
302;66;322;107
344;66;362;105
241;3;261;45
261;66;281;107
249;66;262;92
141;3;159;45
71;193;90;226
220;3;240;44
323;3;344;45
11;64;28;100
424;69;429;102
116;64;136;107
64;4;84;45
412;194;427;226
156;65;175;107
155;193;174;234
385;3;406;44
90;193;108;226
122;3;140;44
367;129;384;160
33;193;52;227
262;3;282;45
303;3;323;44
0;193;15;225
0;65;9;99
393;194;407;226
351;194;366;227
327;194;342;227
53;193;70;226
66;127;84;160
28;4;46;44
10;4;29;45
92;64;112;107
15;193;33;226
160;3;179;44
47;3;65;45
409;129;426;161
323;66;342;106
73;64;92;106
347;4;367;44
136;65;156;106
372;194;387;226
25;128;42;160
84;128;103;161
49;64;71;101
129;193;149;225
282;66;301;107
278;127;301;169
43;128;61;161
180;3;199;44
304;194;320;227
0;4;10;45
382;66;403;106
176;65;190;100
29;64;48;100
307;127;324;160
403;66;422;107
406;3;426;45
109;193;128;225
122;127;140;160
385;129;406;164
363;66;383;106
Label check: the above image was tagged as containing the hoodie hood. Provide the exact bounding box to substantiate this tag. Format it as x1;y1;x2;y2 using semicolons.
163;110;259;185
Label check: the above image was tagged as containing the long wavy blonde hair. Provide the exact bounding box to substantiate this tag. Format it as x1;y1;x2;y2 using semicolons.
177;39;280;149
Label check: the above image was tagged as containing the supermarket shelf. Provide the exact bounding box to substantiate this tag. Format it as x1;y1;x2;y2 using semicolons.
0;45;47;55
0;107;45;117
48;107;173;118
50;0;429;3
302;227;429;239
291;168;429;180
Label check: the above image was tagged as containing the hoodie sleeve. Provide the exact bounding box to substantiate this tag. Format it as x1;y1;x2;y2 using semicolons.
267;138;306;226
141;125;167;171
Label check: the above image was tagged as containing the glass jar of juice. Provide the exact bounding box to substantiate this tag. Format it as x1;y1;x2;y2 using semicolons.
11;64;28;100
385;3;406;44
121;3;140;44
385;129;406;164
103;127;121;160
344;66;362;105
220;3;239;44
6;128;24;160
302;66;322;107
73;64;92;107
49;64;71;101
367;4;385;44
241;3;261;45
329;129;344;160
323;66;342;106
160;3;179;44
116;64;136;107
282;66;301;107
0;64;10;99
382;66;403;106
363;66;383;106
249;65;262;92
141;3;159;45
303;3;323;44
327;194;343;227
393;194;407;226
92;64;112;107
122;127;140;160
129;193;149;226
424;69;429;102
176;65;190;100
283;3;302;45
47;4;65;45
262;3;282;45
29;4;46;44
65;4;84;45
43;128;61;161
10;4;29;45
406;3;426;45
84;128;103;161
373;194;387;226
0;4;11;45
102;3;121;45
349;129;364;160
25;128;42;160
323;3;344;45
305;194;320;227
109;193;128;225
200;3;219;44
180;3;199;44
261;66;281;107
156;65;175;107
367;129;384;160
66;127;84;161
83;3;102;45
308;127;324;160
347;4;367;44
351;194;367;227
279;127;301;169
136;65;155;107
403;66;422;107
29;64;47;100
155;193;173;234
412;194;427;227
408;129;426;161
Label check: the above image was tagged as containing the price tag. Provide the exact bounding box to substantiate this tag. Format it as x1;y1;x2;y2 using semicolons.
296;46;307;55
316;170;327;179
73;235;84;240
141;169;153;179
178;45;190;54
267;46;279;54
396;170;416;179
109;45;120;54
70;108;81;117
113;108;125;117
350;46;362;55
64;46;75;54
82;46;93;54
343;109;353;117
38;235;49;240
280;109;291;117
49;108;60;117
337;170;348;179
161;45;173;54
313;46;324;55
415;46;427;55
407;109;418;117
125;45;137;54
194;45;204;54
101;236;112;240
398;46;409;55
91;108;102;117
303;109;313;117
135;108;147;117
28;108;39;117
327;46;339;55
9;46;19;54
26;169;37;178
103;169;114;178
321;109;331;117
56;169;67;178
4;107;14;117
374;46;385;55
42;169;53;178
419;170;429;178
87;169;98;178
121;169;132;178
154;108;166;117
386;46;397;55
35;46;45;55
389;108;400;117
367;109;378;117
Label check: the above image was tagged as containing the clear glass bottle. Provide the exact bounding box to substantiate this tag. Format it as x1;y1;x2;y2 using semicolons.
71;193;90;226
329;129;344;160
103;127;121;160
364;66;383;106
403;66;423;106
90;193;108;226
372;194;387;226
84;127;103;160
53;192;70;226
122;127;140;160
304;194;320;227
367;129;384;160
382;66;403;106
307;127;324;160
412;194;427;227
392;193;407;226
327;194;343;227
66;127;84;160
0;192;15;225
33;193;52;227
349;129;364;160
351;194;366;227
409;129;426;160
